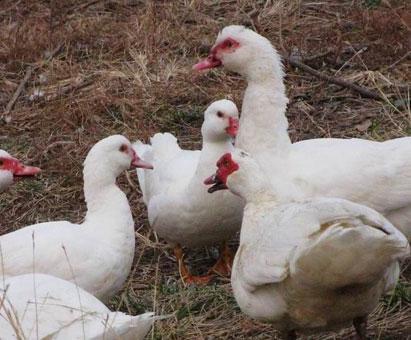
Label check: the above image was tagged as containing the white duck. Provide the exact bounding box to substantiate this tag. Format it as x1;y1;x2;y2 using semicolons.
0;149;41;192
134;100;244;284
0;135;153;301
0;273;158;339
194;25;411;240
205;150;410;340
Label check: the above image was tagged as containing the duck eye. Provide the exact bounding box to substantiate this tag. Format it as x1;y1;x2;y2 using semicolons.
217;111;224;118
0;160;3;167
225;40;232;48
119;144;128;153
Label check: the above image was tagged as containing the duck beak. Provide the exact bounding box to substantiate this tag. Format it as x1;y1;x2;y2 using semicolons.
226;117;239;138
4;158;41;177
204;173;227;193
14;164;42;177
132;156;153;170
193;54;222;71
130;148;153;170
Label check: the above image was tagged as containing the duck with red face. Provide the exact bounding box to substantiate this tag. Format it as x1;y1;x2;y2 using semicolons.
204;153;239;193
0;150;41;192
196;26;411;244
205;150;410;340
193;25;282;82
133;100;243;285
193;37;240;71
0;135;155;302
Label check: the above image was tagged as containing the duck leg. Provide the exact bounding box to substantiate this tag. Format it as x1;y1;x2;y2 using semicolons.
208;242;234;277
173;245;213;285
353;315;367;340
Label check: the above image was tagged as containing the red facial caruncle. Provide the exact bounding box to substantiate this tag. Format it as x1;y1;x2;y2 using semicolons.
0;156;41;177
193;38;240;71
226;117;239;138
204;153;239;193
119;144;153;170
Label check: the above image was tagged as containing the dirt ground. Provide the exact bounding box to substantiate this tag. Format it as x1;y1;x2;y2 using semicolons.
0;0;410;339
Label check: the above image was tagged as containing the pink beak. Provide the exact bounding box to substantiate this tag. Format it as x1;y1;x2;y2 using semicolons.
226;117;239;138
130;150;153;170
14;164;42;176
193;54;222;71
3;157;41;177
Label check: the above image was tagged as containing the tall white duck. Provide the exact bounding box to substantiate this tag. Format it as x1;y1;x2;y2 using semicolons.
205;150;410;340
134;100;244;284
0;135;153;301
0;273;158;340
194;25;411;239
0;149;41;192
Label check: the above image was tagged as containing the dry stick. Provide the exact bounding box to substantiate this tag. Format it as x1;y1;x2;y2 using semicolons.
2;67;33;122
45;78;94;101
386;51;411;70
1;43;64;122
284;55;385;101
245;12;383;101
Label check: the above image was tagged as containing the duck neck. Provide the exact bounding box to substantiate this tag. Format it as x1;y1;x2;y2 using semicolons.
187;138;234;195
236;62;291;156
241;181;278;205
83;166;133;233
228;166;276;203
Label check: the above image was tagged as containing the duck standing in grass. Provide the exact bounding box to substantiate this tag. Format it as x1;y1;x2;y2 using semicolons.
134;100;244;284
0;135;152;301
205;149;409;340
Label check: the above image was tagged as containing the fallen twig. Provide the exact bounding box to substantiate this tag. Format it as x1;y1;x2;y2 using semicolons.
1;43;64;123
284;54;384;101
386;51;411;71
2;67;33;123
45;77;94;101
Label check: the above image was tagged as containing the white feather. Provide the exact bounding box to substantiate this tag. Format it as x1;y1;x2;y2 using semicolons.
133;100;244;248
0;136;137;301
0;274;157;340
211;25;411;240
227;151;410;334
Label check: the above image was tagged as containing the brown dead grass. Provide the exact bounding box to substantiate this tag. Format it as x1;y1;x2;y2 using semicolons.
0;0;410;339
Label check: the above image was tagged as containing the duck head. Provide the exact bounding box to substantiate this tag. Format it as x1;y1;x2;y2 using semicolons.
194;25;284;82
202;99;239;142
204;149;267;201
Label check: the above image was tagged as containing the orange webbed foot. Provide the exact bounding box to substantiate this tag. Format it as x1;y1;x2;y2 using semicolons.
183;273;214;285
174;245;215;286
208;243;234;277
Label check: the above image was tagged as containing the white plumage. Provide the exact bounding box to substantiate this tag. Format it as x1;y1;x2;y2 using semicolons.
0;135;152;301
134;100;244;282
0;273;156;340
133;100;244;249
195;25;411;240
207;150;410;338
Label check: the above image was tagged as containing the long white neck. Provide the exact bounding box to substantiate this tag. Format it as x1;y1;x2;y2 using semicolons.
186;138;234;197
82;165;133;235
230;161;301;205
232;172;277;204
235;57;291;156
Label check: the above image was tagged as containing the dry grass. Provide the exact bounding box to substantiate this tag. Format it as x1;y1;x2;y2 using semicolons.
0;0;410;339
